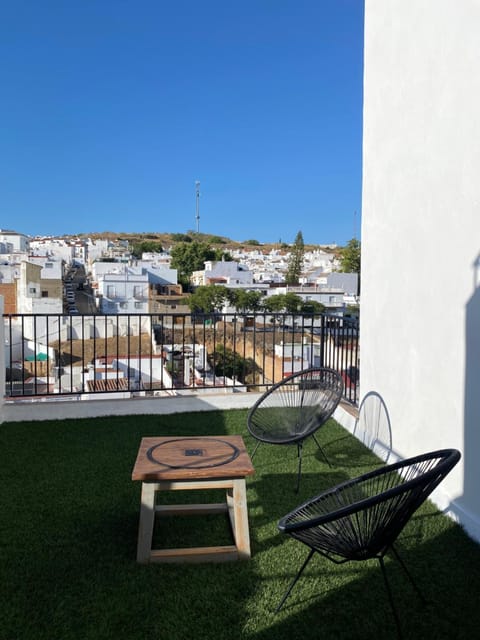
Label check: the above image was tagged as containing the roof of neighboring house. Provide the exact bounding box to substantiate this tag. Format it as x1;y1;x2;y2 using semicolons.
86;378;130;392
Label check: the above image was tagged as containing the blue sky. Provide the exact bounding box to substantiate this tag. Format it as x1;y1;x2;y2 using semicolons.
1;1;364;246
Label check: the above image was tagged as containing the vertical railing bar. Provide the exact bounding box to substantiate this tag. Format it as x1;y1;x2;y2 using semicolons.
8;316;13;397
45;315;50;394
137;314;141;392
92;314;97;394
81;313;85;394
212;312;217;387
242;312;248;384
7;315;11;396
202;314;206;390
114;314;119;393
191;312;197;389
126;314;131;391
57;313;62;394
32;315;38;395
222;312;227;389
69;314;74;395
260;312;266;386
231;312;239;389
148;314;153;393
265;312;277;384
182;313;187;389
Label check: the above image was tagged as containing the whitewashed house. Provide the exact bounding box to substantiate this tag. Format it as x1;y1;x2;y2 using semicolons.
96;266;149;314
0;230;30;253
191;260;254;287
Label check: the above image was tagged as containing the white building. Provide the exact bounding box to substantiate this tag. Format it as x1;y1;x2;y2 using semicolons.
27;255;63;282
0;230;30;253
360;0;479;542
96;266;149;314
192;260;254;286
133;260;178;286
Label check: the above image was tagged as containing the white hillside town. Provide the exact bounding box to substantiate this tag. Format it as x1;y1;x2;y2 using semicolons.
1;229;359;400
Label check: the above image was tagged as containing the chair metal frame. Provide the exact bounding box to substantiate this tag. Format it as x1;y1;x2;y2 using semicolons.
276;448;461;638
247;367;344;492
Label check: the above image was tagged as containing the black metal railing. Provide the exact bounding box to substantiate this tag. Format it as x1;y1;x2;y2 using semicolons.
3;312;359;404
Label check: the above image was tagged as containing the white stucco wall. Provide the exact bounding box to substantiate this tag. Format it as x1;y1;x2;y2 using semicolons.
361;1;480;541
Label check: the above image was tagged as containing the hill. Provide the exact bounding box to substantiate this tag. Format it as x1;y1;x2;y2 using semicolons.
70;231;340;253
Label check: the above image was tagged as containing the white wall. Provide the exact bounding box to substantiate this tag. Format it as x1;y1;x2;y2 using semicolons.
361;1;480;541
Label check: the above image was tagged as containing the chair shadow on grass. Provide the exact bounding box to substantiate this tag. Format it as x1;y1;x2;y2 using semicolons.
250;519;480;640
247;472;351;556
314;420;386;470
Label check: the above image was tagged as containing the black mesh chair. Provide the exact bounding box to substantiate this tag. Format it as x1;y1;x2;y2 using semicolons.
275;448;461;638
247;367;344;492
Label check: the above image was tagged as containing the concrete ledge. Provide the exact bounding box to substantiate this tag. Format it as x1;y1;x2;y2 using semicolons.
1;393;360;425
0;392;261;423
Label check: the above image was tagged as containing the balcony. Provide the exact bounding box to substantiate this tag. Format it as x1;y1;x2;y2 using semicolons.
1;407;478;640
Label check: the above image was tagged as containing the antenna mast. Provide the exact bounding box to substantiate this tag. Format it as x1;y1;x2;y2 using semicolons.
195;181;200;233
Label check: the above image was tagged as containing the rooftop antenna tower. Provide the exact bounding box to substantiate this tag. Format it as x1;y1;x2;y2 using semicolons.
195;180;200;233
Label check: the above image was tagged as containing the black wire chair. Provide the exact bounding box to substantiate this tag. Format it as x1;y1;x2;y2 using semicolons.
247;367;344;492
276;448;461;638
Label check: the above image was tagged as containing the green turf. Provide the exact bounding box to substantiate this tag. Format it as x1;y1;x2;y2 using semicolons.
0;410;477;639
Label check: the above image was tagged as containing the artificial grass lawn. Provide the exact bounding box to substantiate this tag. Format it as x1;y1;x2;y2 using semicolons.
1;410;478;640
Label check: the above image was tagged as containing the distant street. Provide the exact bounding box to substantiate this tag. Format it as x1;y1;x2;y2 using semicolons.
68;264;97;314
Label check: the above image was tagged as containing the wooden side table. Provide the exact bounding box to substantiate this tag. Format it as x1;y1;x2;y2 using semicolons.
131;435;255;563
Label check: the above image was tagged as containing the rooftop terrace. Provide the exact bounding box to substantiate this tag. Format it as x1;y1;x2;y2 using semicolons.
1;408;478;639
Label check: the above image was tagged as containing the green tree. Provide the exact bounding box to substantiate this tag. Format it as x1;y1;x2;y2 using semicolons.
228;289;263;312
131;240;163;258
209;345;259;383
262;294;287;312
300;299;325;314
213;249;233;262
339;238;361;274
170;241;217;289
285;230;305;285
187;285;228;313
283;292;303;313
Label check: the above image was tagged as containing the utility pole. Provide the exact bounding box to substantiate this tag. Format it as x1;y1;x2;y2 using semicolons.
195;181;200;233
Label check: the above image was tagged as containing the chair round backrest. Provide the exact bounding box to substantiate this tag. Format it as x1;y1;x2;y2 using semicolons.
247;367;344;445
278;448;461;560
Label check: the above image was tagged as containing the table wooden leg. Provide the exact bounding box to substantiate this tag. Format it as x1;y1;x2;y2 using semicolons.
137;482;156;563
231;479;251;559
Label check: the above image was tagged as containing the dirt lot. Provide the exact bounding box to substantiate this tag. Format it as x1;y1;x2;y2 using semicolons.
52;334;154;366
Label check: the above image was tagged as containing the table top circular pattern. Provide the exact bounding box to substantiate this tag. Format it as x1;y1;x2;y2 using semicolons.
147;437;240;469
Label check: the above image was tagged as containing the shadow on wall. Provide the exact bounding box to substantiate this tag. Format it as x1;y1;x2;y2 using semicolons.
454;253;480;540
354;391;393;462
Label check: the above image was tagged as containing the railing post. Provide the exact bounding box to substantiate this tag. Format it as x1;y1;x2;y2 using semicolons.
0;296;5;422
320;313;326;368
